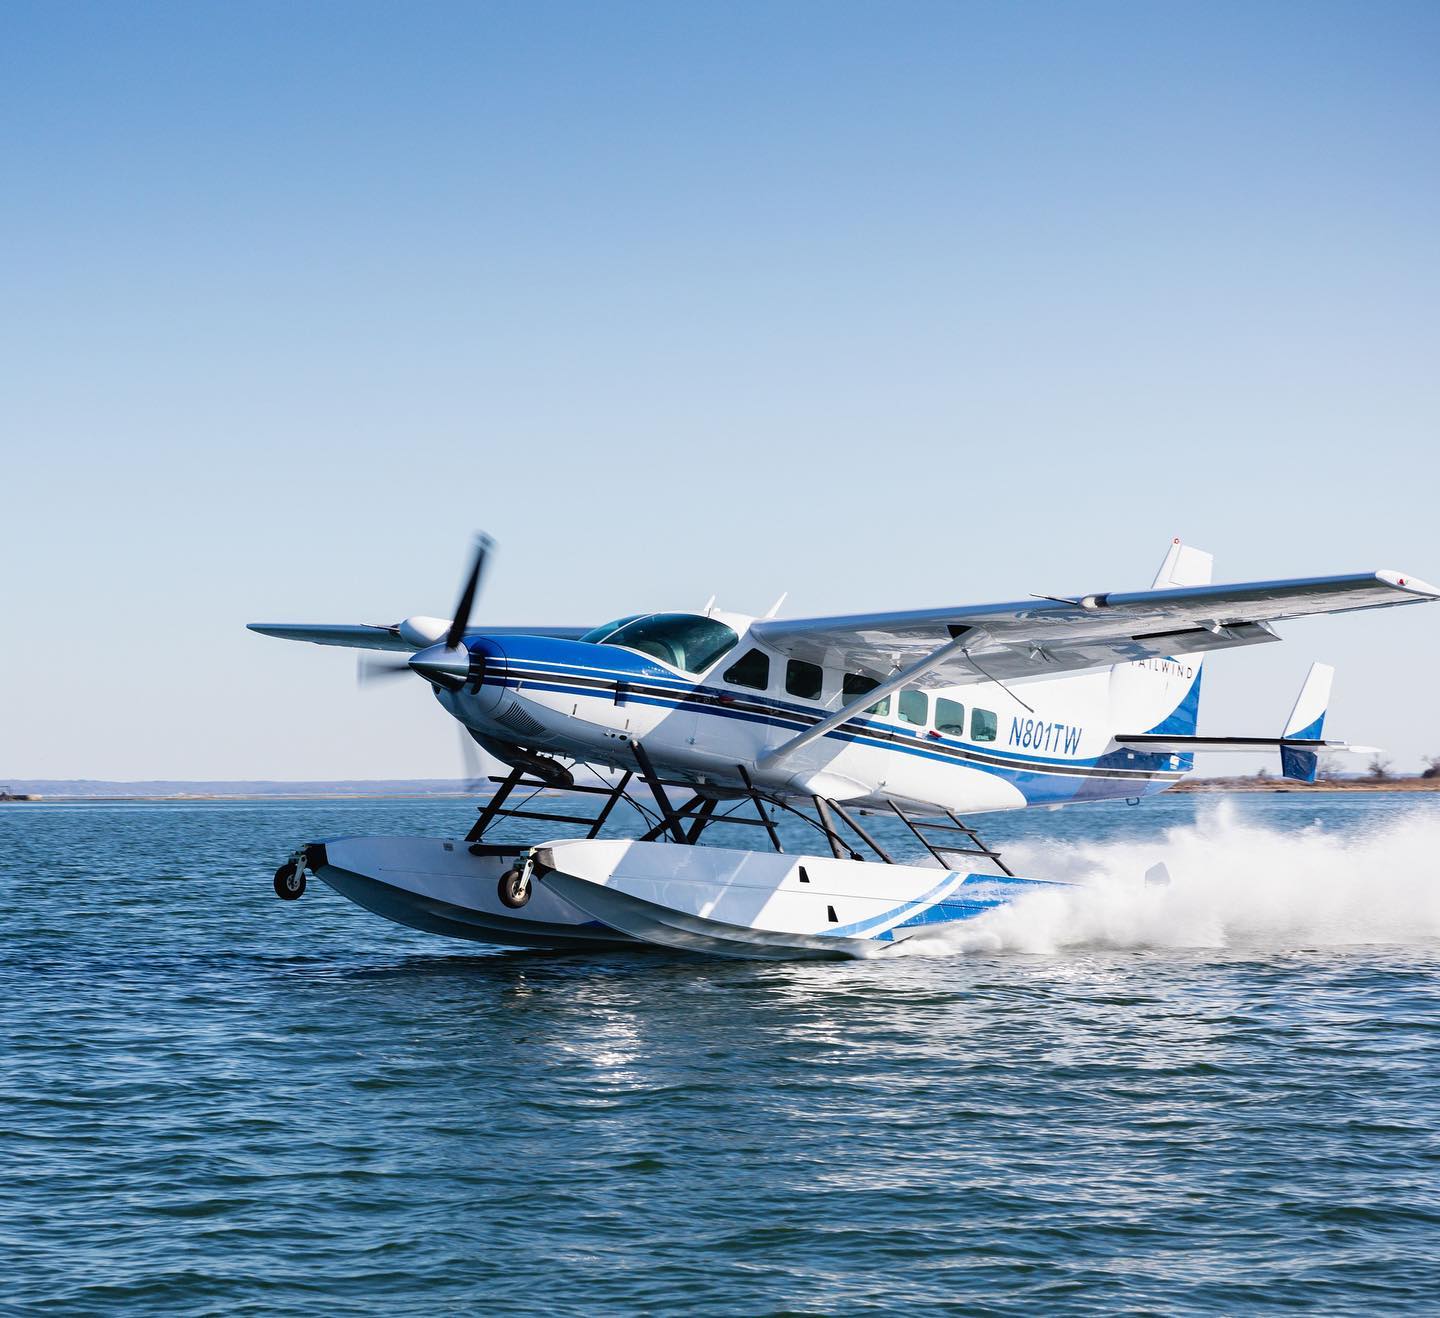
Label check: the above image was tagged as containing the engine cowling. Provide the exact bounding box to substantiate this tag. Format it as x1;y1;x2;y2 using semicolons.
398;615;452;648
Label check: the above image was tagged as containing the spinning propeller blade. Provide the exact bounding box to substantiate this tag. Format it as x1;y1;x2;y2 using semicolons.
458;726;488;794
445;534;493;651
356;532;494;692
356;655;413;687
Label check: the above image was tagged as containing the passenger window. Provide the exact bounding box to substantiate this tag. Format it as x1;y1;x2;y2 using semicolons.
843;672;889;716
785;659;823;701
935;698;966;735
972;708;997;742
898;687;929;727
723;648;770;691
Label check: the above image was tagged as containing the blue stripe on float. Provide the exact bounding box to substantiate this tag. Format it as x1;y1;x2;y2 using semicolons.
822;872;964;938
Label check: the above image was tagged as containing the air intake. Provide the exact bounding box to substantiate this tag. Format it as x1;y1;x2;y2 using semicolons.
495;699;546;738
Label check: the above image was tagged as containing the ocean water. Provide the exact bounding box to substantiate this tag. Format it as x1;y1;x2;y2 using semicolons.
4;792;1440;1314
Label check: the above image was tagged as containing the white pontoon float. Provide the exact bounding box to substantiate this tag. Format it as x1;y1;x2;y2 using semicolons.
274;757;1059;960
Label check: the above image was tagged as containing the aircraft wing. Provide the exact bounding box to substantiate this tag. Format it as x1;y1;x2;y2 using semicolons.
749;570;1439;688
247;622;591;651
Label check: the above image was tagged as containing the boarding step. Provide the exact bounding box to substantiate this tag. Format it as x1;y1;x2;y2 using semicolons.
886;803;1015;876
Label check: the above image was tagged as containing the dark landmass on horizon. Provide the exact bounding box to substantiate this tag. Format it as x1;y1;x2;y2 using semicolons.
1;779;481;801
1173;775;1440;792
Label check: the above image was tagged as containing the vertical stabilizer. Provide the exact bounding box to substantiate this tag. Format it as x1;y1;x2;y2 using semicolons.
1112;540;1213;745
1280;662;1333;782
1152;538;1214;589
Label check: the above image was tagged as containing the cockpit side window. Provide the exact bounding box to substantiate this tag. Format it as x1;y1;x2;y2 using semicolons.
785;659;823;701
724;648;770;690
598;613;740;674
843;672;889;716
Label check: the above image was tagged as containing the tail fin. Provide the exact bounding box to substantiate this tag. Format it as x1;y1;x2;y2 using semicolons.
1280;662;1333;782
1152;538;1214;589
1131;539;1211;739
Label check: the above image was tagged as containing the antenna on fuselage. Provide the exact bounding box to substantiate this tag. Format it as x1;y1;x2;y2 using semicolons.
763;591;787;619
702;594;717;616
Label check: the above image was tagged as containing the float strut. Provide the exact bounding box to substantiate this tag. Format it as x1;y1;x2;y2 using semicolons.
638;794;706;842
684;798;720;843
737;765;784;853
813;796;856;860
466;764;526;842
631;741;688;843
586;770;633;839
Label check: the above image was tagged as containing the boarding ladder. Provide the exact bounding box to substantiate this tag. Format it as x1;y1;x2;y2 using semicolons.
886;803;1015;876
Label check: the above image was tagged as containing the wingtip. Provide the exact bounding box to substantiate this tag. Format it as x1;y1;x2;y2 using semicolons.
1378;570;1440;598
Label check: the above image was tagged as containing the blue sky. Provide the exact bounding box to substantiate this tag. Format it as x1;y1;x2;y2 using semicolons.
4;1;1438;780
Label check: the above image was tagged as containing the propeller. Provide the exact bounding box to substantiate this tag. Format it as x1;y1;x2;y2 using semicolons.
458;725;489;794
354;532;495;689
446;533;493;650
356;654;412;686
353;533;499;795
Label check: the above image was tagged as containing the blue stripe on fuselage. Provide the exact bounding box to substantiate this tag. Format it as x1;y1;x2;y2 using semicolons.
474;636;1183;804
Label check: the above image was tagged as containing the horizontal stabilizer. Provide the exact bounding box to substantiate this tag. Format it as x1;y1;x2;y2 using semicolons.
1115;734;1368;755
1117;661;1374;783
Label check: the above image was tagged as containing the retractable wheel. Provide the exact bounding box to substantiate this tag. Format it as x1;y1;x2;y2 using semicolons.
497;867;531;908
274;862;306;900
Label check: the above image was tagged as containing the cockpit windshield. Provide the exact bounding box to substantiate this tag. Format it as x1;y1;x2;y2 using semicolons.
582;612;739;674
577;615;645;645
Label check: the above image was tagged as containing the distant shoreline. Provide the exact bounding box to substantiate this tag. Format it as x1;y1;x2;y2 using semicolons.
1;792;481;803
1172;778;1440;793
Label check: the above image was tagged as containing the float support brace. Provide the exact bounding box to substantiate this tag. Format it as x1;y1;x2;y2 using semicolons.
586;771;633;838
632;740;688;843
466;764;526;842
826;800;895;864
738;765;784;853
812;796;850;860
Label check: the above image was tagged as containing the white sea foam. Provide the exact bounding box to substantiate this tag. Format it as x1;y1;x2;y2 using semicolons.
886;801;1440;956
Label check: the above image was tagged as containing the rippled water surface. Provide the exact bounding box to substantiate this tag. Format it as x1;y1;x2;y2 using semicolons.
5;793;1440;1313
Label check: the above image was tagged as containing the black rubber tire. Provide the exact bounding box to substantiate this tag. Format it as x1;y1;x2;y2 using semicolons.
274;863;306;900
497;867;531;909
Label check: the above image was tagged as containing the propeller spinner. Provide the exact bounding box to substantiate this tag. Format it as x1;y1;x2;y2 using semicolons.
356;533;493;690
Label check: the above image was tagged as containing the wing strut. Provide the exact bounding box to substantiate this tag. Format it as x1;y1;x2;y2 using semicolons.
756;629;987;772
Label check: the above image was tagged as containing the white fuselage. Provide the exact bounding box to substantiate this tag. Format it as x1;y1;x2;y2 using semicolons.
437;610;1201;814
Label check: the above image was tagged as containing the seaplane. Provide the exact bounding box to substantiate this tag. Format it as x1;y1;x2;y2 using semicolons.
250;537;1437;959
